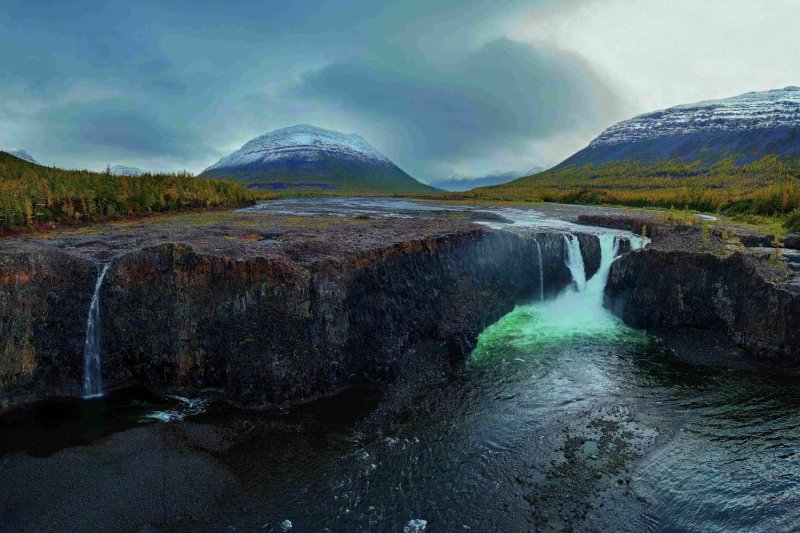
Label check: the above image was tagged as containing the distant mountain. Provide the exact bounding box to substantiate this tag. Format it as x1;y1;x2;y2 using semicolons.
109;165;144;176
430;167;545;192
5;149;39;164
557;86;800;168
200;124;437;193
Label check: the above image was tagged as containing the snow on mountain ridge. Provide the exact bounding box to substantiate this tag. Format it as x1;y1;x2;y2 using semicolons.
204;125;391;173
6;149;39;164
590;87;800;148
110;165;144;176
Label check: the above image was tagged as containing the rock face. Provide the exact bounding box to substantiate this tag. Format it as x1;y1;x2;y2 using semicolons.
200;125;436;193
559;86;800;167
0;248;95;405
606;239;800;365
0;216;598;409
100;231;573;407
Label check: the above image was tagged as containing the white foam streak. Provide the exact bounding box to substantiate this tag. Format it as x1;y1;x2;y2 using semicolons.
83;265;109;398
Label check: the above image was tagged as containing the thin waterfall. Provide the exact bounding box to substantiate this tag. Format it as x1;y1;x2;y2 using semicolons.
533;237;544;302
563;234;586;291
83;264;109;398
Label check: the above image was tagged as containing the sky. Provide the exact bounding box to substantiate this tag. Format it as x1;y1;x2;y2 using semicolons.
2;0;799;182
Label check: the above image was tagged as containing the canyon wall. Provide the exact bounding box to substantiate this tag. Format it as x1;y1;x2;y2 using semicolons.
0;228;593;409
0;248;95;404
606;247;800;365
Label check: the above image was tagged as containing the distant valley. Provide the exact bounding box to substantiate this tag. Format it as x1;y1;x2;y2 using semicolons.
429;167;545;192
109;165;144;177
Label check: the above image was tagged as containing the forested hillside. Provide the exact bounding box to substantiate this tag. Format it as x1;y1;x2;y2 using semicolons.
461;156;800;218
0;151;255;230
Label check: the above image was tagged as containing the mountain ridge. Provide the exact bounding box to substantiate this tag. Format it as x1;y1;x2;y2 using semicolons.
557;86;800;168
4;149;39;165
109;165;144;176
200;124;436;193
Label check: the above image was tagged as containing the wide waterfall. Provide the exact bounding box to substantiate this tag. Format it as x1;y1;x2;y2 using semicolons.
473;233;625;357
582;233;620;304
83;264;109;398
533;237;544;302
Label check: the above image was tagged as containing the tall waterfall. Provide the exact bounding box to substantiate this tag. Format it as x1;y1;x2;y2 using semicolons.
533;238;544;302
83;265;109;398
582;234;620;303
473;233;627;358
563;234;587;291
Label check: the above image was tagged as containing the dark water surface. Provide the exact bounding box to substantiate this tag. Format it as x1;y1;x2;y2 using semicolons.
4;299;800;532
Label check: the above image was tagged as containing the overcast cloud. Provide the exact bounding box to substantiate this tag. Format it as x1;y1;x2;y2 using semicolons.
1;0;798;181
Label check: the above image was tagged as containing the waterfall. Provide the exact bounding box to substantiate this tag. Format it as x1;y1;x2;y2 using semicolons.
563;234;586;291
533;237;544;302
564;233;619;304
83;264;109;398
472;234;626;358
582;234;620;303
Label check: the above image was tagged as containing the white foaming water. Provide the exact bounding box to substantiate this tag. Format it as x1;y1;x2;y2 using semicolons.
563;234;586;292
473;233;629;358
533;238;544;302
584;234;620;303
83;265;109;398
142;396;209;422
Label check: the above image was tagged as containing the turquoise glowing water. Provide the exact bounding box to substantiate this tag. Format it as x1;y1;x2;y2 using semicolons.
474;233;633;356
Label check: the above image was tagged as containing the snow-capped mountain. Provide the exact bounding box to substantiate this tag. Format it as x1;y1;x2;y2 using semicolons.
109;165;144;176
200;125;436;192
558;86;800;167
5;149;39;164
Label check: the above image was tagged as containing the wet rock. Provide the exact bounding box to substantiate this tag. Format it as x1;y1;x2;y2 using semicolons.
606;241;800;366
577;233;601;279
0;247;96;408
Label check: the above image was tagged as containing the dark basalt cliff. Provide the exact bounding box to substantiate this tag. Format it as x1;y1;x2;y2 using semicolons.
102;232;569;407
0;248;95;403
606;225;800;366
0;214;590;409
